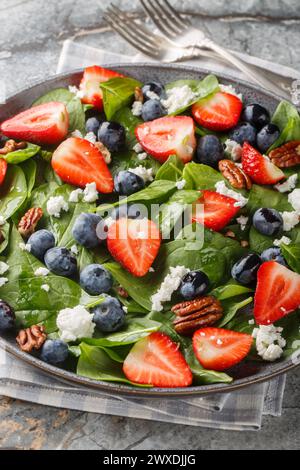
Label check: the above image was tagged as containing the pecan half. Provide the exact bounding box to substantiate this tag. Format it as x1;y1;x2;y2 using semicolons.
134;86;144;103
95;141;111;165
172;296;223;336
218;159;252;190
0;140;27;155
16;325;47;352
18;207;43;238
269;141;300;167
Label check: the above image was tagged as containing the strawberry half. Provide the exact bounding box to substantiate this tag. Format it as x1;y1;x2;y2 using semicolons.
192;91;243;131
123;332;193;387
254;261;300;325
0;102;69;146
192;190;240;232
242;142;285;185
193;327;253;371
135;116;196;164
79;65;124;111
107;217;161;277
51;137;114;193
0;159;7;185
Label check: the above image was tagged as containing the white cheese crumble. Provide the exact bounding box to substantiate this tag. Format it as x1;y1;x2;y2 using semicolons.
41;284;50;292
273;236;292;247
224;139;243;161
34;267;50;277
70;244;79;255
149;267;155;273
219;84;243;101
0;216;5;226
252;325;286;362
215;181;248;207
84;132;97;144
0;277;8;287
175;179;186;190
128;166;153;183
19;242;31;252
137;152;148;161
69;188;83;203
0;262;9;275
274;174;298;193
236;215;249;231
146;90;160;100
133;142;143;154
47;196;69;218
248;319;255;325
161;85;197;114
68;85;84;99
71;129;83;138
151;266;190;312
280;211;300;232
83;182;98;203
56;305;95;343
288;188;300;214
132;101;143;116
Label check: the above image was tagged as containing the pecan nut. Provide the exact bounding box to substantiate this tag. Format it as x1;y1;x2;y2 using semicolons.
218;159;252;190
95;141;111;165
269;141;300;167
134;86;144;103
172;296;223;336
0;140;27;155
18;207;43;238
16;325;47;352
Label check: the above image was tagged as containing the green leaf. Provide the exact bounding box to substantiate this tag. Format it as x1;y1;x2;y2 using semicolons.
211;281;253;300
112;106;142;148
247;184;292;214
281;243;300;273
0;165;27;220
269;101;300;151
249;225;300;254
101;77;141;121
20;159;37;196
278;311;300;358
155;154;184;182
0;222;10;254
217;296;253;327
182;162;224;190
3;143;40;164
184;346;232;385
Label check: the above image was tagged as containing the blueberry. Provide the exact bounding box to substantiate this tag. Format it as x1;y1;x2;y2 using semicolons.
253;208;283;237
195;135;224;168
242;104;270;130
256;123;280;153
229;122;257;147
261;246;287;266
142;81;166;101
27;230;55;261
72;213;102;248
44;247;77;277
0;301;15;331
114;171;145;196
80;264;113;295
179;270;210;300
231;253;261;285
97;121;125;152
92;296;125;333
85;116;102;135
141;100;166;121
40;339;68;365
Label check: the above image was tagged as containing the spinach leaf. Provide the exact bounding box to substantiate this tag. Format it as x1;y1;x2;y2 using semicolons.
218;296;253;327
184;346;233;385
183;162;224;190
0;222;9;254
278;311;300;358
249;225;300;254
210;281;253;300
0;165;27;220
269;101;300;151
101;77;141;121
155;155;184;182
112;106;142;148
247;184;292;214
3;143;40;164
281;243;300;273
20;159;37;196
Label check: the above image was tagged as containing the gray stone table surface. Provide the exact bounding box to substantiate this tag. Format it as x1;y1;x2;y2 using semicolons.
0;0;300;450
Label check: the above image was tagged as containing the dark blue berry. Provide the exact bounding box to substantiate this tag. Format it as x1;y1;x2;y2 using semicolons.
80;264;113;295
40;339;68;365
27;230;55;261
231;253;261;285
179;270;210;300
253;208;283;237
142;81;166;101
261;246;287;266
85;116;102;135
141;100;166;121
195;135;224;168
92;296;125;333
72;213;102;248
114;171;145;196
242;104;270;130
229;122;257;147
97;121;125;152
256;123;280;153
44;247;77;277
0;301;15;331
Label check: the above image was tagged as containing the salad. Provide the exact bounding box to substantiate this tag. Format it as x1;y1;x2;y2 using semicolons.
0;65;300;389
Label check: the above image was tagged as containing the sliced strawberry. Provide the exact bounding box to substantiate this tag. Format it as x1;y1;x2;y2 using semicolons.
79;65;124;111
0;102;69;146
192;190;240;232
123;332;193;387
0;158;7;185
107;217;161;277
135;116;196;164
192;91;243;131
242;142;285;185
193;327;253;371
254;261;300;325
51;137;113;193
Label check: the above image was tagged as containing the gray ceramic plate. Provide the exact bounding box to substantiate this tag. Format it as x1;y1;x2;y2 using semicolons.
0;63;299;397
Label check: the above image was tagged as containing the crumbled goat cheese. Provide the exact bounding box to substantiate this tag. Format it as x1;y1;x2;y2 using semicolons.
41;284;50;292
137;152;148;161
0;277;8;287
57;305;95;343
19;242;31;252
219;84;243;101
248;319;255;325
252;325;286;361
34;267;50;277
151;266;190;312
175;179;186;190
71;129;83;138
236;215;249;231
146;90;160;100
70;244;79;255
215;181;248;207
84;132;97;144
133;142;143;153
0;262;9;275
224;139;243;161
273;236;292;247
69;188;83;203
274;174;298;193
132;101;143;116
123;306;128;313
128;166;153;183
83;182;98;203
0;216;5;226
47;196;69;218
149;267;155;273
161;85;197;114
281;211;300;232
288;188;300;214
68;85;84;99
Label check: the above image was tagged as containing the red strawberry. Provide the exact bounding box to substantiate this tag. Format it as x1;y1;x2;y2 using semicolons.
254;261;300;325
0;159;7;185
123;332;193;387
0;102;69;146
135;116;196;164
79;65;124;111
192;91;242;131
51;137;114;193
192;190;240;232
242;142;285;185
193;327;253;371
107;217;161;277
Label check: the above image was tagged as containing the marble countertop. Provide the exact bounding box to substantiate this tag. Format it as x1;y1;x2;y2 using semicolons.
0;0;300;450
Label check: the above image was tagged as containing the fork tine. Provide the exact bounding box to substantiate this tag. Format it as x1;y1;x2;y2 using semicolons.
163;0;191;29
151;0;189;31
140;0;179;38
